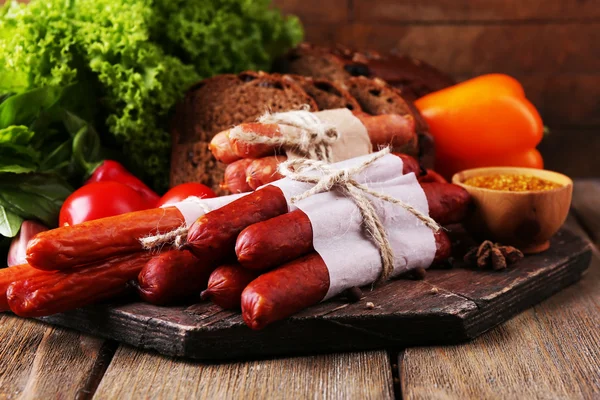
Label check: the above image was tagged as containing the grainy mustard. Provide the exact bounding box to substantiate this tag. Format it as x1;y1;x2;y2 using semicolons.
463;174;561;192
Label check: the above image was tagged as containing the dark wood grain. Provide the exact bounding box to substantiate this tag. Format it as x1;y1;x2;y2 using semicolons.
94;348;394;399
0;315;109;399
400;216;600;399
37;228;590;361
351;0;600;22
304;23;600;76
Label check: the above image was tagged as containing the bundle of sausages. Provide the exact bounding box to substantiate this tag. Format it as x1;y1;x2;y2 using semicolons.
0;109;471;331
0;195;245;316
212;109;424;193
188;151;472;330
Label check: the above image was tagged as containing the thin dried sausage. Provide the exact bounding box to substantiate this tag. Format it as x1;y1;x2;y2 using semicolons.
354;112;417;151
222;159;254;193
27;207;185;270
246;156;287;190
137;250;214;305
0;263;48;311
8;252;155;317
418;169;448;184
200;264;260;310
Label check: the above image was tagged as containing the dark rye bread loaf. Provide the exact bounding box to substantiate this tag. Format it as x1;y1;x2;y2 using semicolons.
273;44;352;82
170;72;318;194
274;43;455;101
280;74;361;112
344;76;435;167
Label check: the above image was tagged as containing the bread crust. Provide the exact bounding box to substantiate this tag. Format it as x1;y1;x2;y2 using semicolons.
170;72;317;194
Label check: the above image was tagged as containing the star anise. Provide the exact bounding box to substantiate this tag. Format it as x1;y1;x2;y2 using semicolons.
463;240;524;270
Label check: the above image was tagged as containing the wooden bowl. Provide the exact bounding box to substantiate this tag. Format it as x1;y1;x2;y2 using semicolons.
452;167;573;254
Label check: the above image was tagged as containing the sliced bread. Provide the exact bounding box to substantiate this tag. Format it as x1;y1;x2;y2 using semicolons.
280;74;361;111
272;43;353;82
275;43;454;101
170;72;318;194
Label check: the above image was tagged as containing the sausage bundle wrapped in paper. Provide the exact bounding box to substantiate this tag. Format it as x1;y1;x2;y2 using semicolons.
210;108;421;194
236;149;469;329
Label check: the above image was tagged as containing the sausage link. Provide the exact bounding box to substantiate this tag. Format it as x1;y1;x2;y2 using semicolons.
392;153;423;176
246;156;287;190
418;169;448;184
7;252;155;317
241;253;329;330
137;250;215;305
185;186;289;263
222;159;254;194
421;183;472;225
210;124;283;163
26;207;185;271
0;264;49;311
236;209;313;270
432;230;452;264
236;183;469;270
354;112;417;152
208;130;241;164
200;264;260;310
242;231;452;330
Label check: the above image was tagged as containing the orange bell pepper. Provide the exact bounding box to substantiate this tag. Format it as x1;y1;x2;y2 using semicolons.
435;148;544;179
415;74;544;179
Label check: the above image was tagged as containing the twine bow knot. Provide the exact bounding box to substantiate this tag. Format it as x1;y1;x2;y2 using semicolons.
278;147;441;284
229;105;340;162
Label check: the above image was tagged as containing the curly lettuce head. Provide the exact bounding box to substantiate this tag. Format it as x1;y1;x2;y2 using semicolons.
0;0;303;191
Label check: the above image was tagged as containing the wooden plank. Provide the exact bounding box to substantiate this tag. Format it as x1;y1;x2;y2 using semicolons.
400;233;600;399
39;228;590;361
572;180;600;244
94;348;394;399
273;0;350;23
352;0;600;22
0;314;111;399
303;23;600;76
538;130;600;179
40;278;477;360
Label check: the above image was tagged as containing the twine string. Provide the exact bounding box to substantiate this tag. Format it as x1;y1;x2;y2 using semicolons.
278;147;440;283
139;197;211;250
228;106;339;162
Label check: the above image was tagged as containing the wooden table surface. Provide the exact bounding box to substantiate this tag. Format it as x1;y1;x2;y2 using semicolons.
1;180;598;400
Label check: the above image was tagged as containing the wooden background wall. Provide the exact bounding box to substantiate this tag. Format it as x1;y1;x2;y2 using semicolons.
274;0;600;177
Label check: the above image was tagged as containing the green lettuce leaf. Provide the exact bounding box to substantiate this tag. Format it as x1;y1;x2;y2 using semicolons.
0;0;303;191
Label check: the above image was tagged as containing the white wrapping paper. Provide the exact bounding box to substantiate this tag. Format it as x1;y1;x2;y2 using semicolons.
283;108;372;162
162;193;247;227
271;153;436;300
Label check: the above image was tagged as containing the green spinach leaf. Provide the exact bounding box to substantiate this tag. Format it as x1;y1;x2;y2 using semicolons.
0;86;64;129
0;174;73;228
0;206;23;238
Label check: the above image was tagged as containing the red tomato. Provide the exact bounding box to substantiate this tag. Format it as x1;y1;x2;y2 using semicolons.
157;183;216;207
59;182;149;226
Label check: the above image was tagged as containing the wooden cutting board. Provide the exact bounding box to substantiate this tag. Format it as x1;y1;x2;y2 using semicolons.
38;228;591;361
